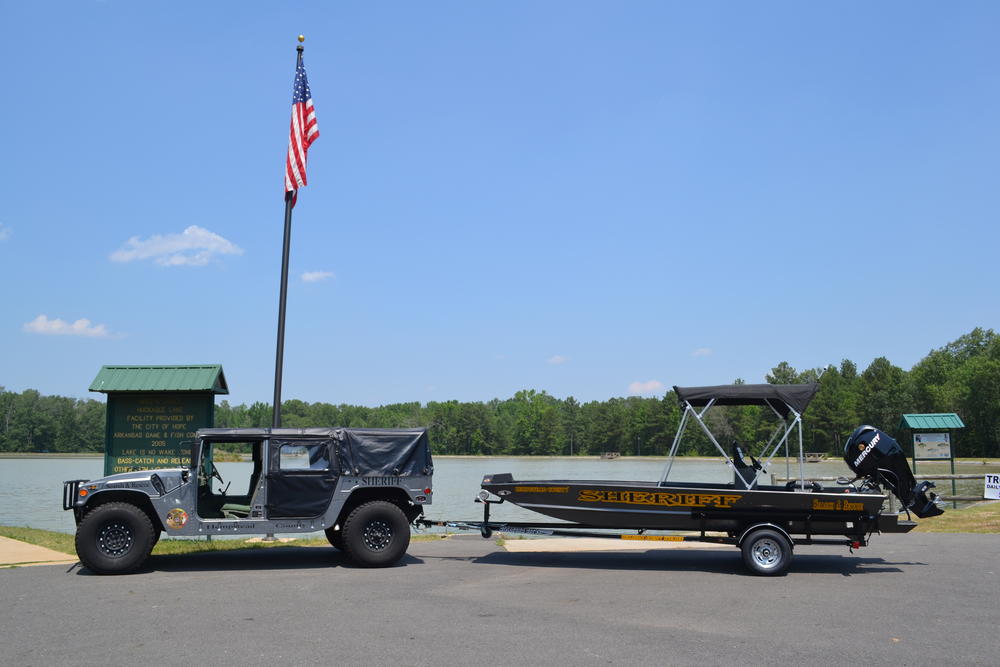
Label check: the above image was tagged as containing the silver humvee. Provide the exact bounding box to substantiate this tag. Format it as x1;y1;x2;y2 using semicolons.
63;427;433;574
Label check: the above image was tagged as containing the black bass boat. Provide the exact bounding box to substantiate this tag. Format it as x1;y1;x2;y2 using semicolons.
421;384;943;575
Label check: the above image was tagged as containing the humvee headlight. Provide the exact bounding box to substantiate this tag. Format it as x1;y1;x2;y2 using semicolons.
78;489;88;497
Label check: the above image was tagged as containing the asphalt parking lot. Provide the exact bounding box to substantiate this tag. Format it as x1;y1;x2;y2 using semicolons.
2;533;997;666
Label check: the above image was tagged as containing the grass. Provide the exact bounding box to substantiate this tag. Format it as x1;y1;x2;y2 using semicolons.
911;501;1000;534
0;526;77;554
0;525;451;558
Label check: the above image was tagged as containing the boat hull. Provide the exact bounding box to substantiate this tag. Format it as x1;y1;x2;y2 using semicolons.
480;475;886;535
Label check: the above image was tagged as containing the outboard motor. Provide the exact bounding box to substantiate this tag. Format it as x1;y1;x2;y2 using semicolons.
844;426;944;518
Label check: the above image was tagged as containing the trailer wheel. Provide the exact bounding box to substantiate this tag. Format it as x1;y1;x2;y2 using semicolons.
324;526;345;550
342;501;410;567
740;528;792;576
75;502;156;575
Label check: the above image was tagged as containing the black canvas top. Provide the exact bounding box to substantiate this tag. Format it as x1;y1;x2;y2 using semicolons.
196;427;433;477
198;427;342;439
673;383;819;417
341;428;433;477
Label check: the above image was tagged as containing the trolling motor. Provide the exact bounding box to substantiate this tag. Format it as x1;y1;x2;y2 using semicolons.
844;425;944;518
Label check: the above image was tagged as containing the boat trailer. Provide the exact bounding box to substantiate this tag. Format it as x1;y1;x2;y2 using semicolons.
415;490;906;574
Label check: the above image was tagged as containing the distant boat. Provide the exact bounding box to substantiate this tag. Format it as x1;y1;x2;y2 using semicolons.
805;452;827;463
600;452;620;460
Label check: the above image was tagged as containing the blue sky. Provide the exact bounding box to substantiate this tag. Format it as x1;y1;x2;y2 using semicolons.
2;2;998;407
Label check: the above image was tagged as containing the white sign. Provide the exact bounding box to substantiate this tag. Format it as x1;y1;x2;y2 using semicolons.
914;432;951;460
985;474;1000;500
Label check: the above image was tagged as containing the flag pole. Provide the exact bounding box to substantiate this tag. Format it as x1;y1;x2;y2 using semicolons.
272;36;305;428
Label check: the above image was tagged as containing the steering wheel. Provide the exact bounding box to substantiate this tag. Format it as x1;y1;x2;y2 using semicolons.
209;466;231;495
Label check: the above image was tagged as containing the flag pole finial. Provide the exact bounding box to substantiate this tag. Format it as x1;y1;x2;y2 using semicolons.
298;34;305;43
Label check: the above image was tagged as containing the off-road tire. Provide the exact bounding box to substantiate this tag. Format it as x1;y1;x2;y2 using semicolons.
324;526;345;551
740;527;792;576
75;502;156;575
342;500;410;567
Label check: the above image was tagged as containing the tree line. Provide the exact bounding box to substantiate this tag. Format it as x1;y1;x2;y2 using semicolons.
2;328;997;457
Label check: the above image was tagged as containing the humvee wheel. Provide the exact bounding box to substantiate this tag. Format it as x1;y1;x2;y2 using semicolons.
324;526;345;551
342;501;410;567
76;502;156;575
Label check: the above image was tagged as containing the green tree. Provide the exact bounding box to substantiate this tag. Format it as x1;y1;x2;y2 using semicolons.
858;357;912;435
766;362;800;384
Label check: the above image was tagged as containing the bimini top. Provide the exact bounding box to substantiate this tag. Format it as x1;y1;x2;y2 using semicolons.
673;383;819;418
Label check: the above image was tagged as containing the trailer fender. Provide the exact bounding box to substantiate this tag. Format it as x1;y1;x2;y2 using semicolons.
737;522;793;549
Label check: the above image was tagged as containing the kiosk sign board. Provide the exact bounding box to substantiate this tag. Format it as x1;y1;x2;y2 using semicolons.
90;365;228;476
105;394;213;475
913;432;951;460
986;474;1000;500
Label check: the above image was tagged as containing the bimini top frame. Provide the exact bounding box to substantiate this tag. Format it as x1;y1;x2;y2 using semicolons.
660;383;820;490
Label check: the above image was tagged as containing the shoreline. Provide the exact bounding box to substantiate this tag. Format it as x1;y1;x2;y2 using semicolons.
0;452;103;458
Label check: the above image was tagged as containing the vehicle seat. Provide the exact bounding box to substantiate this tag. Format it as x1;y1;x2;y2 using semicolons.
731;442;758;488
220;450;264;518
221;502;251;518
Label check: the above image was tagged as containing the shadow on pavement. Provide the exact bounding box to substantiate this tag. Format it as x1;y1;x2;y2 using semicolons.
73;546;424;575
456;549;917;576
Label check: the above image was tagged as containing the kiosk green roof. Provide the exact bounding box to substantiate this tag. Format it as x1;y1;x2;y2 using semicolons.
89;365;229;394
897;413;964;430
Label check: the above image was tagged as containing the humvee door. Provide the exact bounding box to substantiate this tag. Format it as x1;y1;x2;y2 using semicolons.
266;438;339;518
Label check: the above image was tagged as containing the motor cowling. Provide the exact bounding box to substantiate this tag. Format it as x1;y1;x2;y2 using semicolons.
844;426;944;518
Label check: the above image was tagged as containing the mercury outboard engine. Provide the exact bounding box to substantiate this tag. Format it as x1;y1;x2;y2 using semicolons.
844;425;944;518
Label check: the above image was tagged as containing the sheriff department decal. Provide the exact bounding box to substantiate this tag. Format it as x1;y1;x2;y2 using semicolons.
165;508;188;530
577;489;741;509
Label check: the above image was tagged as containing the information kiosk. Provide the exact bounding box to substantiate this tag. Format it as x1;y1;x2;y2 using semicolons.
89;365;229;475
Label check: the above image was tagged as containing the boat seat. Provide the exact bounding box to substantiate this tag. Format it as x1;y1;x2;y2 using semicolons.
784;480;824;492
731;442;760;487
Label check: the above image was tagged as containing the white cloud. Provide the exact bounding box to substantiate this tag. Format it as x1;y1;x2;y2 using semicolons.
23;314;114;338
0;223;10;241
692;347;713;357
547;355;569;365
628;379;664;395
110;225;243;266
301;270;334;283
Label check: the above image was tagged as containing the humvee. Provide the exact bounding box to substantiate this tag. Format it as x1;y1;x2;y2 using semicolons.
62;427;433;574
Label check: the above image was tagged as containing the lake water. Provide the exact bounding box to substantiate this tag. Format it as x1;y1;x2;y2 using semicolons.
1;456;993;535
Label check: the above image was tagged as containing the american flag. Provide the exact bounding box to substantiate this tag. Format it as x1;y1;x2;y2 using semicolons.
284;56;319;200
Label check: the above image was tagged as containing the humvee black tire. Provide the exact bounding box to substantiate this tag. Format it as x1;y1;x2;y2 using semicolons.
740;527;792;576
324;526;345;550
76;502;156;575
342;500;410;567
